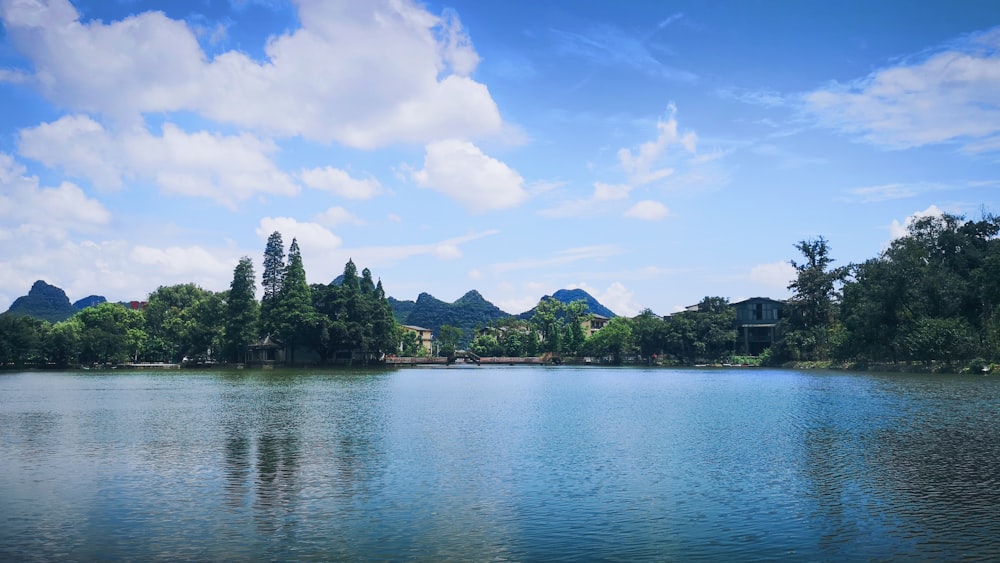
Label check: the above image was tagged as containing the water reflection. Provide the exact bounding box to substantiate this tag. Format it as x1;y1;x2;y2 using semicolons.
217;378;305;538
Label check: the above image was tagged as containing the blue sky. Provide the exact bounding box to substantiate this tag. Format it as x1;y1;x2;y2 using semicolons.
2;0;999;316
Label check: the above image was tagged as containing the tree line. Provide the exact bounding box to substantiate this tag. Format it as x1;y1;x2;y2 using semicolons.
3;212;998;370
774;212;1000;370
465;294;739;365
468;211;1000;369
0;232;400;368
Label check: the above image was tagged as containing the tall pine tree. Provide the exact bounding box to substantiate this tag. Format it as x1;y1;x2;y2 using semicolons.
223;256;259;363
260;231;285;337
272;238;315;363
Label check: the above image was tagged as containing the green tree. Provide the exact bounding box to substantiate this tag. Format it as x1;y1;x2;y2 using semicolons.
270;238;315;364
437;324;462;358
311;260;401;365
837;212;1000;364
145;284;223;362
399;328;424;357
692;297;736;361
532;297;564;354
0;314;48;367
584;316;634;364
44;319;82;367
902;317;975;365
77;303;145;365
260;231;285;337
560;300;589;356
470;333;503;357
223;257;259;363
631;309;667;364
778;237;849;361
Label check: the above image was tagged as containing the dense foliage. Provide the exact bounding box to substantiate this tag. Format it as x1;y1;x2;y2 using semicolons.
833;213;1000;367
764;212;1000;370
0;233;400;367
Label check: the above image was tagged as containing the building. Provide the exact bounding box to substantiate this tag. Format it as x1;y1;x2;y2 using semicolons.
247;334;284;365
731;297;784;355
583;314;609;338
401;325;434;354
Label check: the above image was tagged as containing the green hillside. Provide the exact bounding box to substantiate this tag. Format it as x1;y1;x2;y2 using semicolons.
4;280;78;323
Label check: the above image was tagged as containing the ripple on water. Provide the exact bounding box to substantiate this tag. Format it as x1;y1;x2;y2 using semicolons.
3;368;1000;560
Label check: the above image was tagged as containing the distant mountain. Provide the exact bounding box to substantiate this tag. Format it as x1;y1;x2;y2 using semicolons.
73;295;106;309
388;296;417;324
518;288;617;319
393;290;510;343
4;280;78;323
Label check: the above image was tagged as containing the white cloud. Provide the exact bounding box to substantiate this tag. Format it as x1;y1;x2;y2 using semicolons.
804;27;1000;151
625;200;669;221
433;244;463;260
18;116;298;207
844;181;965;203
315;206;365;227
593;182;631;201
888;205;945;241
749;261;796;292
346;230;498;267
412;139;527;211
1;0;504;147
256;217;344;255
130;245;234;280
569;281;641;317
301;167;383;200
0;231;241;313
539;182;631;218
617;103;697;185
0;152;110;235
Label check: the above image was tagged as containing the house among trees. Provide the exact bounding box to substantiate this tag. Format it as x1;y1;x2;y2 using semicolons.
731;297;784;355
247;335;284;366
402;325;434;354
584;314;609;337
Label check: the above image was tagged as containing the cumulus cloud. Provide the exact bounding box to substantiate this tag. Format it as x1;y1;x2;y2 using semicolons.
315;206;365;227
256;217;344;256
625;200;669;221
0;152;110;235
301;166;383;200
569;281;641;317
888;205;945;241
804;27;1000;151
18;116;298;207
1;0;504;147
130;245;234;280
617;103;697;185
411;139;527;212
0;232;241;313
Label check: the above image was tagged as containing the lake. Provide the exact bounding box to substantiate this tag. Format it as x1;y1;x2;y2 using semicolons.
2;366;999;561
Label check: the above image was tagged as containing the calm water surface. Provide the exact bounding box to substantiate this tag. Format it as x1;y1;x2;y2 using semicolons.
2;367;999;561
